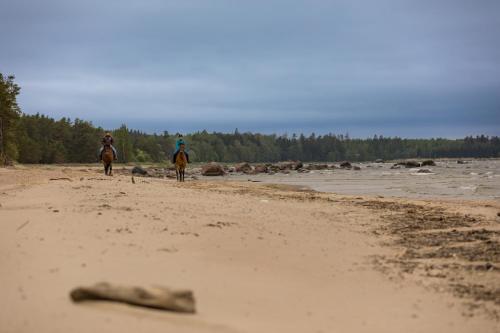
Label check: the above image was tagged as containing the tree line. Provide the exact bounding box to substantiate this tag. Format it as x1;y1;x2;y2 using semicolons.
1;73;500;164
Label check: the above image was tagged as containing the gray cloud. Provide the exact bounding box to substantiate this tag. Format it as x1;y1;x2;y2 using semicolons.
1;0;499;137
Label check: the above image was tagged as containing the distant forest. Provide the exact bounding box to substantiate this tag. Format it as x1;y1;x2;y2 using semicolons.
1;73;500;164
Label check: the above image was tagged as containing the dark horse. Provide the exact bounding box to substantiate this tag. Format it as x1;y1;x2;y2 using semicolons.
175;150;187;182
102;145;114;176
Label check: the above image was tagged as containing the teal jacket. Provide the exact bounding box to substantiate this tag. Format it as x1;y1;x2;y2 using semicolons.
175;139;189;153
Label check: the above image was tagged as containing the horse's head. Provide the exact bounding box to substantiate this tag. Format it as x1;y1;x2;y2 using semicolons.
179;143;186;152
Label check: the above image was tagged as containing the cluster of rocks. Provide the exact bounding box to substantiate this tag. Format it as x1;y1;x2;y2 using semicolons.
129;161;364;178
200;160;361;176
200;161;305;176
129;158;441;178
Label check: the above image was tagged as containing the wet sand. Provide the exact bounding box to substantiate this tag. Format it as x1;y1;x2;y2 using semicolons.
0;165;499;332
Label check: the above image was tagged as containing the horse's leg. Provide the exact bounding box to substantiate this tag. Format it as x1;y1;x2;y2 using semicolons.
176;169;179;181
104;163;108;175
181;169;185;182
109;163;113;176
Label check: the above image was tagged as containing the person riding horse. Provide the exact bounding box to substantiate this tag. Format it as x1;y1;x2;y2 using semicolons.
172;134;189;164
99;132;117;161
174;143;188;181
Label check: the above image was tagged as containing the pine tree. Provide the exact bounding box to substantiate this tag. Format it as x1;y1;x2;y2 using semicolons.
0;74;21;164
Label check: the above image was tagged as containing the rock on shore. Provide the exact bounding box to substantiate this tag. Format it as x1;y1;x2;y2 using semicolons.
201;163;225;176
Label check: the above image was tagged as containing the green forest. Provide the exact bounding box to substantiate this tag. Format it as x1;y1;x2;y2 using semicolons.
1;73;500;165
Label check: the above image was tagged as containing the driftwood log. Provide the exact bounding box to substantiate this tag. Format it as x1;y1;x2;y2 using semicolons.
70;282;196;313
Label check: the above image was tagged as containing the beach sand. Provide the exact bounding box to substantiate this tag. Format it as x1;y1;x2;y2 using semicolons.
1;165;499;332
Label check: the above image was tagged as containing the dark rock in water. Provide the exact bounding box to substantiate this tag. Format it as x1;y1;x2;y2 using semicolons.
268;164;281;172
131;166;148;175
297;168;310;173
277;163;288;170
457;160;469;164
293;161;303;170
406;161;421;168
340;161;352;169
417;168;432;173
390;164;402;169
307;163;329;170
254;165;268;173
375;159;384;163
396;161;421;168
235;162;253;173
277;161;303;171
421;160;436;166
201;163;225;176
353;166;361;170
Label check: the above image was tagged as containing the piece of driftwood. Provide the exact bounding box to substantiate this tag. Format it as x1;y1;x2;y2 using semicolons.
70;282;195;313
16;220;30;231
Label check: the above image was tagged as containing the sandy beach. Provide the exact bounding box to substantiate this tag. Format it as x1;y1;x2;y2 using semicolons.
1;165;499;333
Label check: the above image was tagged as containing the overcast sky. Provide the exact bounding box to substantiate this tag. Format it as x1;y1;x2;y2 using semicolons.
1;0;499;137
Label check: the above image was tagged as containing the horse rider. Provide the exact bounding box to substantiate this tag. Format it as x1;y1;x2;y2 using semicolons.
172;134;190;163
99;132;118;161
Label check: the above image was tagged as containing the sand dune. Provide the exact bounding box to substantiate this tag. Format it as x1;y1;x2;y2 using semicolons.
0;165;499;333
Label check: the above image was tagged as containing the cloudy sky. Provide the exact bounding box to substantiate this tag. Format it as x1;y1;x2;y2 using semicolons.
1;0;499;137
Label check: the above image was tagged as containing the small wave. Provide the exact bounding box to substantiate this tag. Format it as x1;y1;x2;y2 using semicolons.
459;186;477;191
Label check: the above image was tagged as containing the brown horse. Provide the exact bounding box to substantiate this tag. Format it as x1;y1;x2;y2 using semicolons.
175;150;187;182
102;145;114;176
